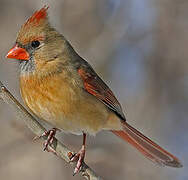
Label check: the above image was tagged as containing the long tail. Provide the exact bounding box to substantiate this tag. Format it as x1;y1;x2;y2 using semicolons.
111;121;182;167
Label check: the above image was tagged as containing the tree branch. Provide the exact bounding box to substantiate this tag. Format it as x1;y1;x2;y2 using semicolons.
0;80;103;180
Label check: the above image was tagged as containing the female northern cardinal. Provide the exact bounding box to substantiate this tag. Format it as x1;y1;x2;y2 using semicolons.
6;6;182;174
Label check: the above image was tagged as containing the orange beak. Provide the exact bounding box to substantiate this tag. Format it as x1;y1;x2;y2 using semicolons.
6;44;29;60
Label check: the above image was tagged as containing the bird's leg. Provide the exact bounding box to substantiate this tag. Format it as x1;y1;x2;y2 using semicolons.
68;132;86;175
34;128;60;154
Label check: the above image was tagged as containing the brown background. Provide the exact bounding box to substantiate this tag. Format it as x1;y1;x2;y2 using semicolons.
0;0;187;180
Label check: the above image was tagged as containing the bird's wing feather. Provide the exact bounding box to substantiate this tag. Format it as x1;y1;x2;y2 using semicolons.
78;63;126;120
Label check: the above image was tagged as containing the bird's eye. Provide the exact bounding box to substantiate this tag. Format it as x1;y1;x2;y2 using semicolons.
31;40;40;48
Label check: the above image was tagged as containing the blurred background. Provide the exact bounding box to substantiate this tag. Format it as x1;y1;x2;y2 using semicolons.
0;0;187;179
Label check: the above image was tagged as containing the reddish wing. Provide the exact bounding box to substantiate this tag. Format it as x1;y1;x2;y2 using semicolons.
78;66;125;120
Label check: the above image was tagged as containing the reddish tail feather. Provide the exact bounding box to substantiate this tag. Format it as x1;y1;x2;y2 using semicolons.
112;121;182;167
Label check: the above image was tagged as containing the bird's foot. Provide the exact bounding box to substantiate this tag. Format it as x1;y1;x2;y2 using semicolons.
34;128;60;154
68;145;85;175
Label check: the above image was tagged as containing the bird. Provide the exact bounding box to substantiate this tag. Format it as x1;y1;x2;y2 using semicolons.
6;6;182;174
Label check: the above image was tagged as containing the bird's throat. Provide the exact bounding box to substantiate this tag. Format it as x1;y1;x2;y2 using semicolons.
20;57;35;75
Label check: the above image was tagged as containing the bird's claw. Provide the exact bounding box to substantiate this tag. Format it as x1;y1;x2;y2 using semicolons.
33;131;48;141
68;146;85;175
33;128;60;154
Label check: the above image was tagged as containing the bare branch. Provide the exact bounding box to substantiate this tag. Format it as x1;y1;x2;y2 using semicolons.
0;80;103;180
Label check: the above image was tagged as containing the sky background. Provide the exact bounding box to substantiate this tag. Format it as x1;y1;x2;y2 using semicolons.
0;0;187;180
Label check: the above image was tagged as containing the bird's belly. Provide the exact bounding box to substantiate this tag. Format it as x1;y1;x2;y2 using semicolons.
23;93;110;135
20;76;120;135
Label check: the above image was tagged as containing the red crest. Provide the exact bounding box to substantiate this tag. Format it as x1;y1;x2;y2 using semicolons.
24;6;49;27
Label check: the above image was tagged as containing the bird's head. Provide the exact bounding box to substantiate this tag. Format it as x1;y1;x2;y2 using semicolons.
6;6;68;76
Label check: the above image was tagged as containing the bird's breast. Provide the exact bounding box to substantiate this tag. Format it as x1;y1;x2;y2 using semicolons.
20;73;121;135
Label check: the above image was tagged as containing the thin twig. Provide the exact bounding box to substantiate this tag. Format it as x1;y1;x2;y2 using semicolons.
0;80;103;180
